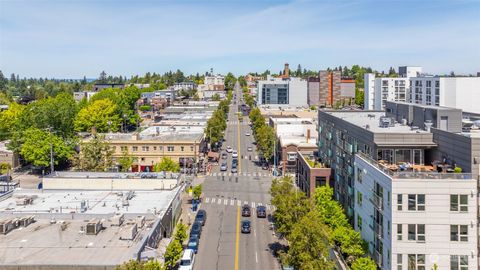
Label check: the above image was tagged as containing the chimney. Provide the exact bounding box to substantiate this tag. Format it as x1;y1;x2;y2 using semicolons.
131;133;139;140
306;129;310;143
284;63;290;78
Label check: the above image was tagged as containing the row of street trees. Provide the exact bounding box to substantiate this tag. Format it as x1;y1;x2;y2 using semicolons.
242;87;254;108
205;92;232;149
270;177;376;270
248;107;275;161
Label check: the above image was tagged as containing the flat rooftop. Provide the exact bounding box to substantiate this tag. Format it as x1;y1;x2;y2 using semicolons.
0;187;180;216
0;218;153;267
326;111;430;134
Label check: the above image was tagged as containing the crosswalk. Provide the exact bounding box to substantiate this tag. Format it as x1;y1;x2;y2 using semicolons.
227;120;250;126
203;197;276;211
209;172;271;177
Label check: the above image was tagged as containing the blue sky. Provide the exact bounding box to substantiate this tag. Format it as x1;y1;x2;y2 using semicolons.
0;0;479;78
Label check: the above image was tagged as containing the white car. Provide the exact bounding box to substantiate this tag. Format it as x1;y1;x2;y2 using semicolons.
226;146;233;153
232;150;238;158
245;132;251;136
179;249;195;270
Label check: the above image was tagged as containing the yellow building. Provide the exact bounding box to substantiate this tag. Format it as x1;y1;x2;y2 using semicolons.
104;128;205;172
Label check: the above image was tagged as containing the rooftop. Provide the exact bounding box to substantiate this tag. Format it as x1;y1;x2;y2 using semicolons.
325;111;430;134
104;126;205;142
0;187;180;216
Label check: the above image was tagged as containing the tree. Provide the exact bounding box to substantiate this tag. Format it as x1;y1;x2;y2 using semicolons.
116;259;165;270
286;210;334;270
270;176;310;238
332;226;367;263
174;223;188;244
20;128;74;168
164;239;182;269
139;105;151;112
98;71;107;83
296;64;302;77
0;102;24;141
0;162;11;174
74;99;121;132
118;149;134;172
256;125;275;161
74;134;114;171
192;184;202;200
211;93;221;101
355;89;364;107
153;157;180;172
313;186;349;230
351;257;377;270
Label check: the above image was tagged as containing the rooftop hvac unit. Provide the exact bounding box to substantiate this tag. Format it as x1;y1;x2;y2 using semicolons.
15;196;34;206
80;200;87;213
0;219;15;235
111;213;124;226
86;219;103;235
379;117;394;128
120;224;138;240
136;216;145;228
19;216;35;227
122;199;129;207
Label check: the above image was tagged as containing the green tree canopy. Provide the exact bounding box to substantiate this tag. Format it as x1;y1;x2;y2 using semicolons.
351;257;377;270
20;128;74;168
164;239;182;269
174;223;188;244
193;184;202;200
153;157;180;172
74;99;121;132
0;102;24;141
118;149;134;172
314;186;349;230
332;226;367;263
74;134;114;171
116;259;165;270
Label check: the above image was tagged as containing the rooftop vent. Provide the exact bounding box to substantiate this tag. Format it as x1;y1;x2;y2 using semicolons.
379;116;394;128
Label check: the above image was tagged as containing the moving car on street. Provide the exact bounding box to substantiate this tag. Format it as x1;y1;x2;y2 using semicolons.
256;205;266;218
241;220;251;234
241;204;251;217
232;150;238;158
195;209;207;226
247;146;253;152
231;164;238;173
220;162;228;171
226;146;233;153
245;132;251;136
221;152;227;159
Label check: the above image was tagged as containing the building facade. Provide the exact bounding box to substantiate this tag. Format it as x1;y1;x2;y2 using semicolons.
364;74;410;110
257;76;308;106
354;153;478;270
408;76;480;114
295;152;331;197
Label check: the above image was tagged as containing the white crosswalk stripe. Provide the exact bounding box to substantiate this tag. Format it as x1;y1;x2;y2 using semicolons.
230;199;234;206
237;200;242;206
224;199;228;205
251;202;255;208
244;201;248;206
205;197;210;203
217;199;222;205
258;202;262;206
211;198;216;203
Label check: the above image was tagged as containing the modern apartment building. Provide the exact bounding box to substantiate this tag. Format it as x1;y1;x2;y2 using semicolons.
408;76;480;114
172;81;196;91
317;110;436;218
364;66;422;110
203;75;225;90
307;71;355;107
354;153;478;270
257;76;308;106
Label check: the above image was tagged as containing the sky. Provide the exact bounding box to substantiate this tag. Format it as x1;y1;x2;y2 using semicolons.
0;0;479;78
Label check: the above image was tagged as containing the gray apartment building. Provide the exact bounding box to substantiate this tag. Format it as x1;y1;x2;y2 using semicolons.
317;110;437;218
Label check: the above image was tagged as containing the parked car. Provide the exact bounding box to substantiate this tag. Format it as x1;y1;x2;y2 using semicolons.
241;220;251;233
190;221;202;239
256;205;266;218
187;235;199;253
179;249;196;270
262;163;269;170
242;204;251;217
226;146;233;153
245;132;251;136
195;209;207;226
220;162;228;171
231;166;238;173
247;146;253;152
222;153;228;159
232;150;238;158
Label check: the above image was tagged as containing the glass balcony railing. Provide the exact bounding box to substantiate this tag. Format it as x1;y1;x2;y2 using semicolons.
370;192;384;211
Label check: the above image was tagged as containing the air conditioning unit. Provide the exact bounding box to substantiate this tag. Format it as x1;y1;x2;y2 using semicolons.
19;216;35;227
86;219;103;235
0;219;15;235
136;216;145;228
110;214;124;226
120;224;138;240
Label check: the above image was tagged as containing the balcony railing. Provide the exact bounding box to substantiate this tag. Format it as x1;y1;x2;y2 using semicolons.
373;250;383;267
369;192;384;211
373;222;383;239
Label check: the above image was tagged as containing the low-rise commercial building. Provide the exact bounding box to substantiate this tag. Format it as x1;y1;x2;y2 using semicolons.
295;151;331;197
172;81;196;91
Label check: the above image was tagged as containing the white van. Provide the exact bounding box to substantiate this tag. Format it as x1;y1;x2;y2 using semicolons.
179;249;195;270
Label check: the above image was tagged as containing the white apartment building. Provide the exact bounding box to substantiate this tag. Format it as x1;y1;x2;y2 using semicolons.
204;75;225;86
257;76;308;107
409;77;480;114
364;66;422;110
354;153;478;270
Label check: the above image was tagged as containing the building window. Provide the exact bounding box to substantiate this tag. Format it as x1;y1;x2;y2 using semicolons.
167;146;174;152
159;146;163;151
408;254;425;270
450;194;468;212
120;146;127;152
287;152;297;161
408;224;425;242
132;146;138;152
397;224;403;240
190;146;194;151
111;146;116;152
408;194;425;211
142;146;149;151
357;191;363;206
397;254;403;270
356;168;363;183
450;225;468;242
357;215;362;231
153;146;157;151
181;146;185;152
450;255;468;270
397;194;403;211
141;157;145;161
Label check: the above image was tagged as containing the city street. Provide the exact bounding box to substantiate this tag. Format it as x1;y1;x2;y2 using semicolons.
194;83;279;270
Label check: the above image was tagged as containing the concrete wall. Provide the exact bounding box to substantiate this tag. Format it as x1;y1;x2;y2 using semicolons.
43;178;178;191
307;79;320;106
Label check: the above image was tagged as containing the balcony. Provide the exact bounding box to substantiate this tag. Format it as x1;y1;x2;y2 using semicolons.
373;250;383;267
369;192;384;211
373;222;383;239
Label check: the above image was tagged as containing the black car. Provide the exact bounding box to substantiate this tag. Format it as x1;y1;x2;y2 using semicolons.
241;220;251;233
195;210;207;226
232;158;238;166
256;205;266;218
262;163;269;170
190;221;202;239
241;204;251;217
222;153;228;159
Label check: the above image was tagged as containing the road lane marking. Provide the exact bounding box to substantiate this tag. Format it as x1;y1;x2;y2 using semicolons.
255;251;258;263
251;202;255;208
237;200;241;206
258;202;262;206
224;199;228;205
211;198;216;203
237;113;242;173
231;199;234;206
234;206;240;270
244;201;248;206
205;197;210;203
217;199;222;205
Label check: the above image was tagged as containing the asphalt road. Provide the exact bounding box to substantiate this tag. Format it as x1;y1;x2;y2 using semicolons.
194;82;279;270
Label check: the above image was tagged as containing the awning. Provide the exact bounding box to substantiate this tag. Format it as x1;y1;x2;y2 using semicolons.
207;152;220;159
